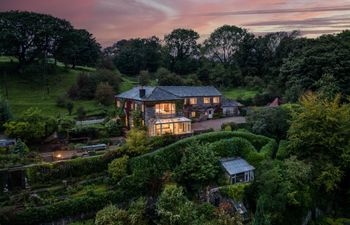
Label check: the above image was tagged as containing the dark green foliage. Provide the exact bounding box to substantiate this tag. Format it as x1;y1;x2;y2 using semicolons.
11;139;29;156
0;95;12;131
106;37;161;75
55;29;101;68
247;107;290;140
68;69;121;100
95;83;115;106
4;107;57;142
76;106;86;120
174;141;219;187
108;155;129;183
163;28;200;75
251;158;312;225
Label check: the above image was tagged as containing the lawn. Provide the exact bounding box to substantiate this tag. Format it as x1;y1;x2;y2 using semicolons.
222;87;259;100
0;61;135;118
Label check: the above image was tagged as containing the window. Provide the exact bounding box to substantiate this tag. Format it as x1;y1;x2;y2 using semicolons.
191;111;196;118
213;97;220;104
134;103;138;110
116;100;121;108
204;97;210;104
152;122;191;136
141;104;144;112
190;98;197;105
155;103;176;115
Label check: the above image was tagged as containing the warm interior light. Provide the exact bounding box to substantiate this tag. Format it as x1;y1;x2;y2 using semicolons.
57;154;62;158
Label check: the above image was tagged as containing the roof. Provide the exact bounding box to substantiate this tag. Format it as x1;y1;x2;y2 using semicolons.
159;86;222;97
222;97;243;107
268;97;282;107
220;157;255;175
116;86;181;101
153;117;191;124
117;86;222;101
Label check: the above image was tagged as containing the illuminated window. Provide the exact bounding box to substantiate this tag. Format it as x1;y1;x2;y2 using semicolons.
134;103;138;110
213;97;220;104
141;104;145;112
204;97;210;104
155;103;176;115
191;111;196;117
116;100;121;107
190;98;197;104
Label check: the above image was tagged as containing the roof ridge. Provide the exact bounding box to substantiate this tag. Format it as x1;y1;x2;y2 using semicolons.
157;86;182;97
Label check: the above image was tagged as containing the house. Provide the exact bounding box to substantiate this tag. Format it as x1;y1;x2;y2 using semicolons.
115;86;226;136
220;157;255;184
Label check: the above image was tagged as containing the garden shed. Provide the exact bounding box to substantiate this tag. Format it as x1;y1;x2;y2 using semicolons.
220;157;255;184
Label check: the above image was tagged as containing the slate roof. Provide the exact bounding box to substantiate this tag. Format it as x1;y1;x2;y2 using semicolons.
221;97;243;107
159;86;222;97
220;157;255;175
116;86;181;101
117;86;222;101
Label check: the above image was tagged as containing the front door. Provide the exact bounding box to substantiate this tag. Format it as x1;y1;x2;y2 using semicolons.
208;109;213;119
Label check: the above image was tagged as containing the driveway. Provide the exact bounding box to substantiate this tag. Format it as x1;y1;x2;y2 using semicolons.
192;117;246;131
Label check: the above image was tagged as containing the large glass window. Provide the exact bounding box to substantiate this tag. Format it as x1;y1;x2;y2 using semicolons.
213;97;220;103
155;103;176;115
152;122;191;136
204;97;210;104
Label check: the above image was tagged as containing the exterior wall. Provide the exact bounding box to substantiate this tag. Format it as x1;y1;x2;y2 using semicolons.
229;170;255;184
183;96;222;121
222;106;240;117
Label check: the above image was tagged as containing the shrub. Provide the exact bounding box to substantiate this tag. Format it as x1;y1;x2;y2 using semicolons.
95;83;115;106
0;95;13;131
108;155;129;183
220;183;250;202
56;95;67;108
276;140;289;160
95;204;129;225
126;129;150;155
76;106;86;120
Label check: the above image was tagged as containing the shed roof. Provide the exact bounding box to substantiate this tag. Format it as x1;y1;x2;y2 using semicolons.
220;157;255;175
221;97;243;107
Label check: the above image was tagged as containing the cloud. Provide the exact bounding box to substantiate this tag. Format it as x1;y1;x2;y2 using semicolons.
197;4;350;17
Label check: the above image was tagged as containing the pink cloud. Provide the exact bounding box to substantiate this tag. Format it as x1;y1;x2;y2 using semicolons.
1;0;350;47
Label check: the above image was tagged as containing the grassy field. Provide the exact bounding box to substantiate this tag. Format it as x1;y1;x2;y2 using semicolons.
222;88;259;100
0;59;135;118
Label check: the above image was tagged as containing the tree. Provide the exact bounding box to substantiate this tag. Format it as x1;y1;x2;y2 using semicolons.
11;139;29;156
156;184;198;225
95;204;129;225
138;70;150;86
55;29;101;68
125;128;150;155
287;92;350;213
0;11;73;68
95;83;115;106
4;107;57;142
108;155;129;183
174;141;219;187
0;95;12;131
247;107;290;140
204;25;251;66
252;158;312;225
66;102;74;115
108;37;161;75
76;106;86;120
163;28;200;75
314;73;340;100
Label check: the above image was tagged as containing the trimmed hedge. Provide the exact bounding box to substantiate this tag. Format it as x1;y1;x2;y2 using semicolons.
0;189;126;225
276;140;289;160
26;146;126;185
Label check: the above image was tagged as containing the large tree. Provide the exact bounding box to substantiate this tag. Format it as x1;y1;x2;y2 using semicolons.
204;25;252;66
163;28;200;75
0;11;73;67
106;36;161;75
55;29;101;68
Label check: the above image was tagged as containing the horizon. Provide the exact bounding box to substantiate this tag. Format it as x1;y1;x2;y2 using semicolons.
1;0;350;47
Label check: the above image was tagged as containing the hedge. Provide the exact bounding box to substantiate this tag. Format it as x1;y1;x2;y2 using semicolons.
0;189;126;225
276;140;289;160
26;146;126;185
124;131;277;196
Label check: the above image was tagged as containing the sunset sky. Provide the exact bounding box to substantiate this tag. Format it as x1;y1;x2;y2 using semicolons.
1;0;350;46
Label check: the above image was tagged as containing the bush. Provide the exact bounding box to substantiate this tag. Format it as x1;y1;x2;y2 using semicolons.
125;129;150;155
276;140;289;160
76;106;86;120
108;155;129;183
56;95;68;108
95;83;115;106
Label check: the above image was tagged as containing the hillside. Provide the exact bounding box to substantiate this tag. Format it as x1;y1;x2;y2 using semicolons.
0;58;137;118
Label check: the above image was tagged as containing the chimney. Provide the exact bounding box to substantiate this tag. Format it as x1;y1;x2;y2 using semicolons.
139;88;146;98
